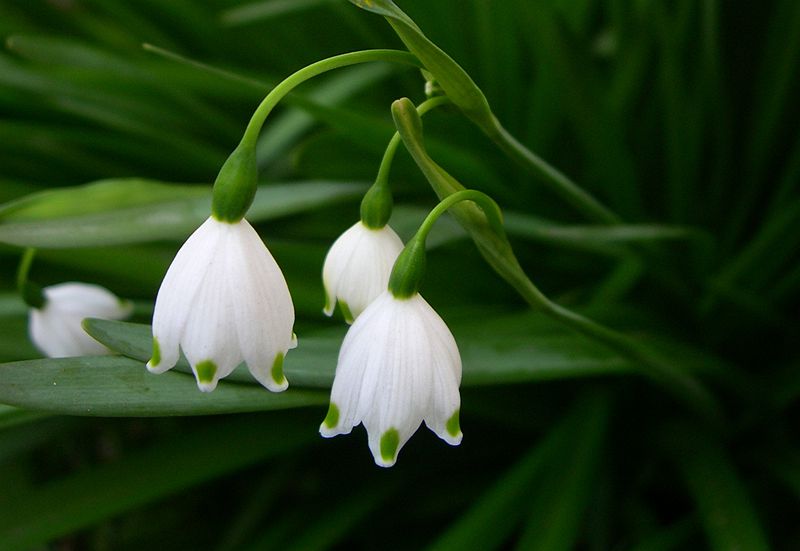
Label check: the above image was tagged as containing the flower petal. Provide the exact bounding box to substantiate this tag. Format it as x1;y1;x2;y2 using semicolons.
321;292;391;438
322;222;404;321
148;217;220;373
228;220;295;392
363;297;433;466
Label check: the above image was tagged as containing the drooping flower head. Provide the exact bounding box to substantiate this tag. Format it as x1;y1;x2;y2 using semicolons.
147;216;295;392
29;282;133;358
147;142;296;392
319;190;501;466
320;289;462;467
322;221;404;323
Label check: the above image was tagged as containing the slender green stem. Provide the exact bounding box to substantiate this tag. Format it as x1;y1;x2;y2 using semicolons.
486;119;621;225
213;49;420;221
17;248;44;309
374;95;450;187
390;97;720;421
415;190;502;244
388;190;502;298
16;248;35;293
361;96;450;228
241;49;421;147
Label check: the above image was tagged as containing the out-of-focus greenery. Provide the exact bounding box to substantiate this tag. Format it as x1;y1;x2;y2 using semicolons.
0;0;798;549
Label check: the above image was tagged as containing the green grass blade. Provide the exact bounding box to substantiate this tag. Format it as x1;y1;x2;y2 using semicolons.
668;424;772;551
282;483;396;551
0;412;318;550
221;0;338;26
0;180;365;248
427;393;605;551
515;391;610;551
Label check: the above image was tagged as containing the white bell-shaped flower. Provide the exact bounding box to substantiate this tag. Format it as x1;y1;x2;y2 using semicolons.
319;290;462;467
29;282;133;358
147;216;296;393
322;221;404;323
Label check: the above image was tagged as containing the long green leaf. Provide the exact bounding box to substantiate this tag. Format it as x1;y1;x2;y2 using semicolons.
84;318;634;392
427;394;603;551
221;0;338;26
0;355;327;416
0;179;365;248
515;392;610;551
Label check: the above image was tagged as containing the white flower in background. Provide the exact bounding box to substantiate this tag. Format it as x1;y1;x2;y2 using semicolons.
147;216;296;393
319;290;462;467
322;221;404;323
29;282;133;358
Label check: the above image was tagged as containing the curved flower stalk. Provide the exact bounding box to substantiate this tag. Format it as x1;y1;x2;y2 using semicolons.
322;97;449;323
322;221;404;323
29;282;133;358
147;216;295;393
320;290;462;467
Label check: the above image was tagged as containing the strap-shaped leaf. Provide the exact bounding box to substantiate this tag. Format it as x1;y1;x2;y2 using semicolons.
0;179;365;248
0;355;327;416
83;318;634;393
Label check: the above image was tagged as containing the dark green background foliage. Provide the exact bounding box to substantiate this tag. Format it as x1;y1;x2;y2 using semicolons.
0;0;798;549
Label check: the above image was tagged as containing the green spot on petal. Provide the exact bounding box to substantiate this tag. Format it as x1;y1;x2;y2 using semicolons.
323;403;340;429
446;409;461;437
380;428;400;462
323;293;332;313
338;300;354;324
271;352;286;384
149;337;161;367
196;360;217;383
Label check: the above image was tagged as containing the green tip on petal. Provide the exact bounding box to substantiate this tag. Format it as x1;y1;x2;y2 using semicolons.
149;337;161;367
380;428;400;463
271;352;286;385
338;300;354;324
446;409;461;437
196;360;217;384
323;403;340;429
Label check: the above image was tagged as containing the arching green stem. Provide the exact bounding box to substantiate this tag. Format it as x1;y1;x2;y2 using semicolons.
212;49;421;222
390;97;721;422
388;190;502;298
17;248;44;309
361;95;451;228
241;49;421;147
